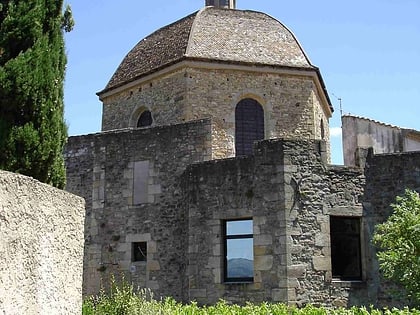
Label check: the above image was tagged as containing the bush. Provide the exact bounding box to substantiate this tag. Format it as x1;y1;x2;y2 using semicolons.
373;189;420;306
82;278;420;315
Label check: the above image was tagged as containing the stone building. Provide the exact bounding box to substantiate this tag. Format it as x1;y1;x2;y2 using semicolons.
65;1;420;308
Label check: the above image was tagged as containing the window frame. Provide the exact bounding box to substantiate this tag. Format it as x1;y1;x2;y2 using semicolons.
330;216;363;281
223;218;254;283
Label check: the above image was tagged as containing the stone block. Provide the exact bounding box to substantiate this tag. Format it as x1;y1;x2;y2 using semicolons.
312;256;331;271
255;255;273;270
126;233;151;242
254;245;268;256
148;241;157;254
147;260;161;271
254;234;273;246
287;264;306;278
212;268;221;283
190;289;207;298
148;184;162;195
315;233;330;247
272;288;288;302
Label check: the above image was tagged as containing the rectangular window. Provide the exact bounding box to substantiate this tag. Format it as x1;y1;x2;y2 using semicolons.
133;160;149;205
132;242;147;262
224;219;254;282
330;216;362;280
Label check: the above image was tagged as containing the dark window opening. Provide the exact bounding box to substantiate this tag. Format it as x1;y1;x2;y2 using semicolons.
321;119;325;140
132;242;147;262
330;216;362;280
224;219;254;282
137;110;152;127
235;98;264;156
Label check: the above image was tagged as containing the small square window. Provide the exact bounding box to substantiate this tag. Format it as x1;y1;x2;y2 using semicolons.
132;242;147;262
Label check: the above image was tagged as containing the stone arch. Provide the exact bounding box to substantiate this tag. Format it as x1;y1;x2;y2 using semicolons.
235;97;265;156
129;106;153;128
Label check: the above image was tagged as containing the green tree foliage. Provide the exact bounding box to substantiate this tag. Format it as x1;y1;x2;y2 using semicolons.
0;0;74;188
373;189;420;306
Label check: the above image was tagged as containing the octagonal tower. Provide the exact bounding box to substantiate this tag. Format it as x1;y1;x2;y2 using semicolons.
97;5;333;159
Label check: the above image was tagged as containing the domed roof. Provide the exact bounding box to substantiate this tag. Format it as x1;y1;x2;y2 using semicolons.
101;7;316;93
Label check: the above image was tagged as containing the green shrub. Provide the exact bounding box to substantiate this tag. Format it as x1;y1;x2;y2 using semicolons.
83;277;420;315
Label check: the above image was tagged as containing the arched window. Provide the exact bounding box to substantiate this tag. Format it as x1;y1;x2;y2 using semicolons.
235;98;264;156
137;110;152;128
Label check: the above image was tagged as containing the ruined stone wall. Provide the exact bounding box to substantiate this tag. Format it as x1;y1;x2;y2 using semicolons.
65;119;211;297
284;142;367;307
183;150;287;304
183;139;365;306
0;171;85;315
100;66;330;160
363;151;420;308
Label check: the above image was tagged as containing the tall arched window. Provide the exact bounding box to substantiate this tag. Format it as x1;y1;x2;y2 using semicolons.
137;110;152;128
235;98;264;156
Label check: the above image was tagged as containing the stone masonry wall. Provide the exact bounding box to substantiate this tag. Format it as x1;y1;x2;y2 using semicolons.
100;66;331;161
363;151;420;308
283;141;367;307
183;139;366;306
101;70;188;131
0;171;85;315
65;119;212;298
185;68;330;160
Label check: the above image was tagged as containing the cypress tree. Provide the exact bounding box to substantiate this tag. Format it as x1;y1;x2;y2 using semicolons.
0;0;73;188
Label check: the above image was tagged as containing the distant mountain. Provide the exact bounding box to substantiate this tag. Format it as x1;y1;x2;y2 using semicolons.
227;258;253;278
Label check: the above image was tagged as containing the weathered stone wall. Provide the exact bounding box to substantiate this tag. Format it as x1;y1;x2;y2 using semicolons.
100;66;331;160
183;151;286;304
101;70;188;131
363;150;420;308
0;171;85;315
65;119;212;297
185;67;331;160
183;139;365;306
284;142;367;307
65;124;419;307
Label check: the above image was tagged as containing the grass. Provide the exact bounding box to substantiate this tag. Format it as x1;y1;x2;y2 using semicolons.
82;278;420;315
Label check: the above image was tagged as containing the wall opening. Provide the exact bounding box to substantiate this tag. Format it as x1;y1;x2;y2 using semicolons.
330;216;362;280
137;110;153;128
132;242;147;262
235;98;264;156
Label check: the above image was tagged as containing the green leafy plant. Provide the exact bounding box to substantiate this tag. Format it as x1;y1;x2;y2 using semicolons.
373;189;420;306
83;277;420;314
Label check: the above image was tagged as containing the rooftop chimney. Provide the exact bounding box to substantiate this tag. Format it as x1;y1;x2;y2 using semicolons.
205;0;236;9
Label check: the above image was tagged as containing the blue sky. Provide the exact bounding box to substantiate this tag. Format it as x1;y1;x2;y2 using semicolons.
64;0;420;164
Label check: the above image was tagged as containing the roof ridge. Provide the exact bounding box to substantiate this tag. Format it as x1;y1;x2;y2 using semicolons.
185;8;207;57
343;114;419;132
